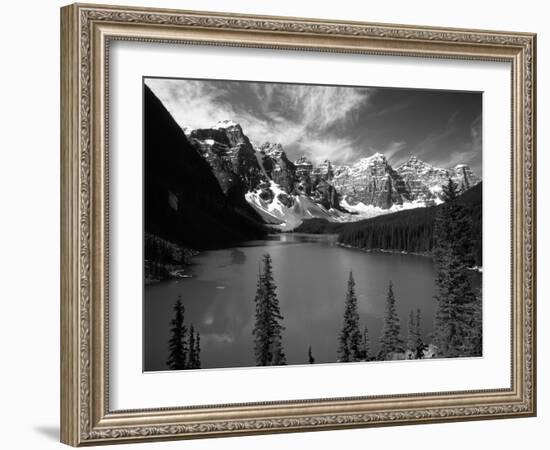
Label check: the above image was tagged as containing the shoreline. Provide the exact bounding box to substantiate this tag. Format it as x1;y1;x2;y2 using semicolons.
336;242;483;272
335;242;432;258
144;248;200;285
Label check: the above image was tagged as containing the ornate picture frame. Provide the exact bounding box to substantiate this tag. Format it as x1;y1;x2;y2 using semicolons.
60;3;536;446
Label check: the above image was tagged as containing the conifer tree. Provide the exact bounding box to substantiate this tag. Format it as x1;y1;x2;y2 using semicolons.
252;254;286;366
337;272;363;362
167;296;188;370
378;281;405;360
308;346;315;364
433;178;480;358
361;326;370;361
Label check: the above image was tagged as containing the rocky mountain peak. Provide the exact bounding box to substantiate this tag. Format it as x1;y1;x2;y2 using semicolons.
295;155;313;166
209;120;248;147
256;142;296;194
453;164;480;191
317;160;334;180
186;118;481;223
258;142;286;159
295;156;314;180
213;119;241;130
397;156;436;175
332;152;408;208
371;152;386;160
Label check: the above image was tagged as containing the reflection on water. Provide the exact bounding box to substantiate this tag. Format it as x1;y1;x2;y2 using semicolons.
143;233;480;371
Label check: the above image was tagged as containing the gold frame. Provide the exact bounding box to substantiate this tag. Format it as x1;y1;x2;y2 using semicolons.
60;2;537;446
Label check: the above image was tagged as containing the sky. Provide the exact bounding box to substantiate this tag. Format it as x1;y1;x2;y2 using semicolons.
145;77;482;177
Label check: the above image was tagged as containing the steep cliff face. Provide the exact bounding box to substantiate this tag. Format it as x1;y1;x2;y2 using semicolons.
332;153;410;209
453;164;480;191
293;157;340;209
189;121;265;195
257;142;296;194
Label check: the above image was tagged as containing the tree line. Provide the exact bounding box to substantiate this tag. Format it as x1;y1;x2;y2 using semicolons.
338;178;482;360
337;182;482;266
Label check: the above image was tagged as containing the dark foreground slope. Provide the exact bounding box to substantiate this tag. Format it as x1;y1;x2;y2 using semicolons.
297;183;482;266
144;85;266;250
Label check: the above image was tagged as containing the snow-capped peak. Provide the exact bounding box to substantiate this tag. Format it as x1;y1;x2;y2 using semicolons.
212;119;240;129
355;152;387;167
370;152;386;159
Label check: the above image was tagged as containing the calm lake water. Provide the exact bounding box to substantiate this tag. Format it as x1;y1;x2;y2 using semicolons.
144;233;481;371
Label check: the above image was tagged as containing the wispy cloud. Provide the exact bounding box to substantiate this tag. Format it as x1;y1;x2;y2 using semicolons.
145;78;481;174
145;78;370;164
145;78;241;129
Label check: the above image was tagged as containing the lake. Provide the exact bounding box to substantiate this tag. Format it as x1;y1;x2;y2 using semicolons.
143;233;481;371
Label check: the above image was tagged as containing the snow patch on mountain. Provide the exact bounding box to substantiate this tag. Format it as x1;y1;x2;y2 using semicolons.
213;119;239;129
245;181;343;231
340;196;434;219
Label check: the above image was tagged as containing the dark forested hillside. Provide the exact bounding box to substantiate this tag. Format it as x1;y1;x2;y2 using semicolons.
336;183;482;265
293;218;347;234
144;85;267;250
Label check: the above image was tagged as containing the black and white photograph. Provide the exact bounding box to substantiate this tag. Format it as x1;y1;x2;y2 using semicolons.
143;77;483;372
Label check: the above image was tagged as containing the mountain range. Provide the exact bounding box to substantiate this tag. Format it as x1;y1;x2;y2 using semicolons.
184;117;480;230
144;85;480;248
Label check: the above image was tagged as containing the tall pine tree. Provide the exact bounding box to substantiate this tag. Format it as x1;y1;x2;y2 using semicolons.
167;296;188;370
252;254;286;366
378;281;405;360
433;178;481;358
337;272;363;362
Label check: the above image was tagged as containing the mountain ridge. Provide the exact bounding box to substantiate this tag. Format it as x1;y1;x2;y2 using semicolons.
185;120;480;230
